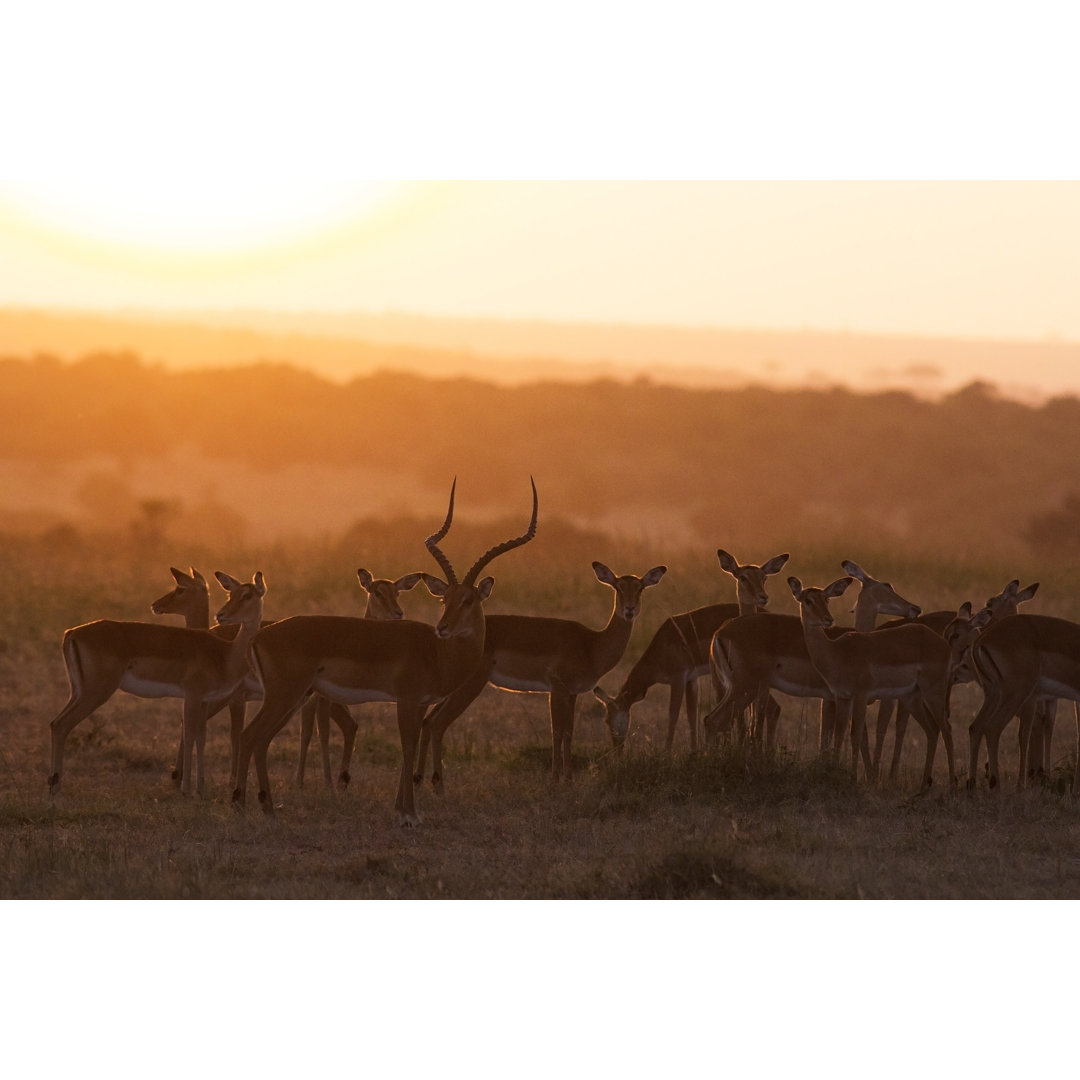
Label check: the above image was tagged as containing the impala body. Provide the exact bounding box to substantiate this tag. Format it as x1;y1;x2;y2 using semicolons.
49;571;266;797
415;561;666;788
592;550;789;751
232;479;538;825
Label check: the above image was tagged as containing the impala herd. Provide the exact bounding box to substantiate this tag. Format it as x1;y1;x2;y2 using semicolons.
45;479;1080;825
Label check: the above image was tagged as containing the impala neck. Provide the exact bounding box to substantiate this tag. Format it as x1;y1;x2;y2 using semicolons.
591;604;637;681
434;599;488;698
851;591;884;633
797;606;837;673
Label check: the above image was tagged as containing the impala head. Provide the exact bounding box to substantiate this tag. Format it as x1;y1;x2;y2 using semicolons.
986;578;1039;621
421;477;539;640
213;571;266;626
593;562;667;622
592;685;631;747
151;566;209;617
944;601;991;685
788;575;852;629
717;549;790;613
357;568;423;621
840;560;921;620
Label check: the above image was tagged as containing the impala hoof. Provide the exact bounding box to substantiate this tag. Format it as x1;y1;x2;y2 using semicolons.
965;778;976;792
257;790;274;813
412;772;423;786
431;773;444;796
397;812;421;828
231;788;245;811
338;770;351;788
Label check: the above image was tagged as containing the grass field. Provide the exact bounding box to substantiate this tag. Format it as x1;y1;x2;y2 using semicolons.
2;532;1078;900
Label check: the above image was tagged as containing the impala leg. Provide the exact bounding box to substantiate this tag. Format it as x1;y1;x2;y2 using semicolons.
228;694;245;789
395;703;423;826
761;693;781;750
48;676;121;795
665;680;686;751
980;689;1032;791
172;728;184;784
819;698;836;754
550;691;577;781
234;687;305;812
418;661;489;794
851;695;874;780
872;698;895;776
331;702;358;789
194;702;209;797
296;695;317;788
684;677;700;751
1017;699;1036;790
833;697;854;771
888;700;911;782
1073;702;1080;798
180;693;199;796
316;695;334;787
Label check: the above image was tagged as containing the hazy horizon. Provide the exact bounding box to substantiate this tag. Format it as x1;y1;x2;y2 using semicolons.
3;302;1080;404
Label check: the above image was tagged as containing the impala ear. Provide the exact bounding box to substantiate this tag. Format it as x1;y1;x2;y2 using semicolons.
957;601;973;619
825;577;853;599
394;572;423;592
170;566;188;584
642;566;667;588
253;571;266;596
840;560;869;583
761;553;790;575
357;568;375;590
214;571;242;592
419;572;449;598
971;607;994;630
716;549;738;574
592;561;617;586
476;576;495;601
787;576;803;600
1015;582;1039;604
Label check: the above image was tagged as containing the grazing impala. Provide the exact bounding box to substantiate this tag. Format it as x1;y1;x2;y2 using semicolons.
415;560;667;788
49;571;266;797
295;569;424;789
232;479;538;825
703;560;923;756
592;549;789;752
787;575;955;787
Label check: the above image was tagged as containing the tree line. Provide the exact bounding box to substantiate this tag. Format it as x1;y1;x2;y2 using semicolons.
3;351;1078;558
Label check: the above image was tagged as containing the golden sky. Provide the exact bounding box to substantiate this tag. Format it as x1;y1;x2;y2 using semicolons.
2;180;1080;341
1;6;1078;343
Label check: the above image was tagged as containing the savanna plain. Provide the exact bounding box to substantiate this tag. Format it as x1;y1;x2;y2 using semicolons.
3;533;1080;900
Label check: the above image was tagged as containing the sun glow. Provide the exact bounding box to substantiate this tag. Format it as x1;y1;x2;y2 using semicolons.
0;179;415;264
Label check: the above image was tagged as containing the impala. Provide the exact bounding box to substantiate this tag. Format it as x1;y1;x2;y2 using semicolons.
414;560;667;788
703;560;923;755
232;479;538;825
295;569;424;789
150;566;261;788
872;579;1039;780
787;575;955;786
49;570;266;797
965;611;1080;793
592;549;788;752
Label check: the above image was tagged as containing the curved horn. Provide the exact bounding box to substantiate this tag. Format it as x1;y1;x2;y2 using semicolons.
425;478;458;585
463;477;539;586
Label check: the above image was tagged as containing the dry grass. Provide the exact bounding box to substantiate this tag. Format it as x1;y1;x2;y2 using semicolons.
3;537;1079;900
